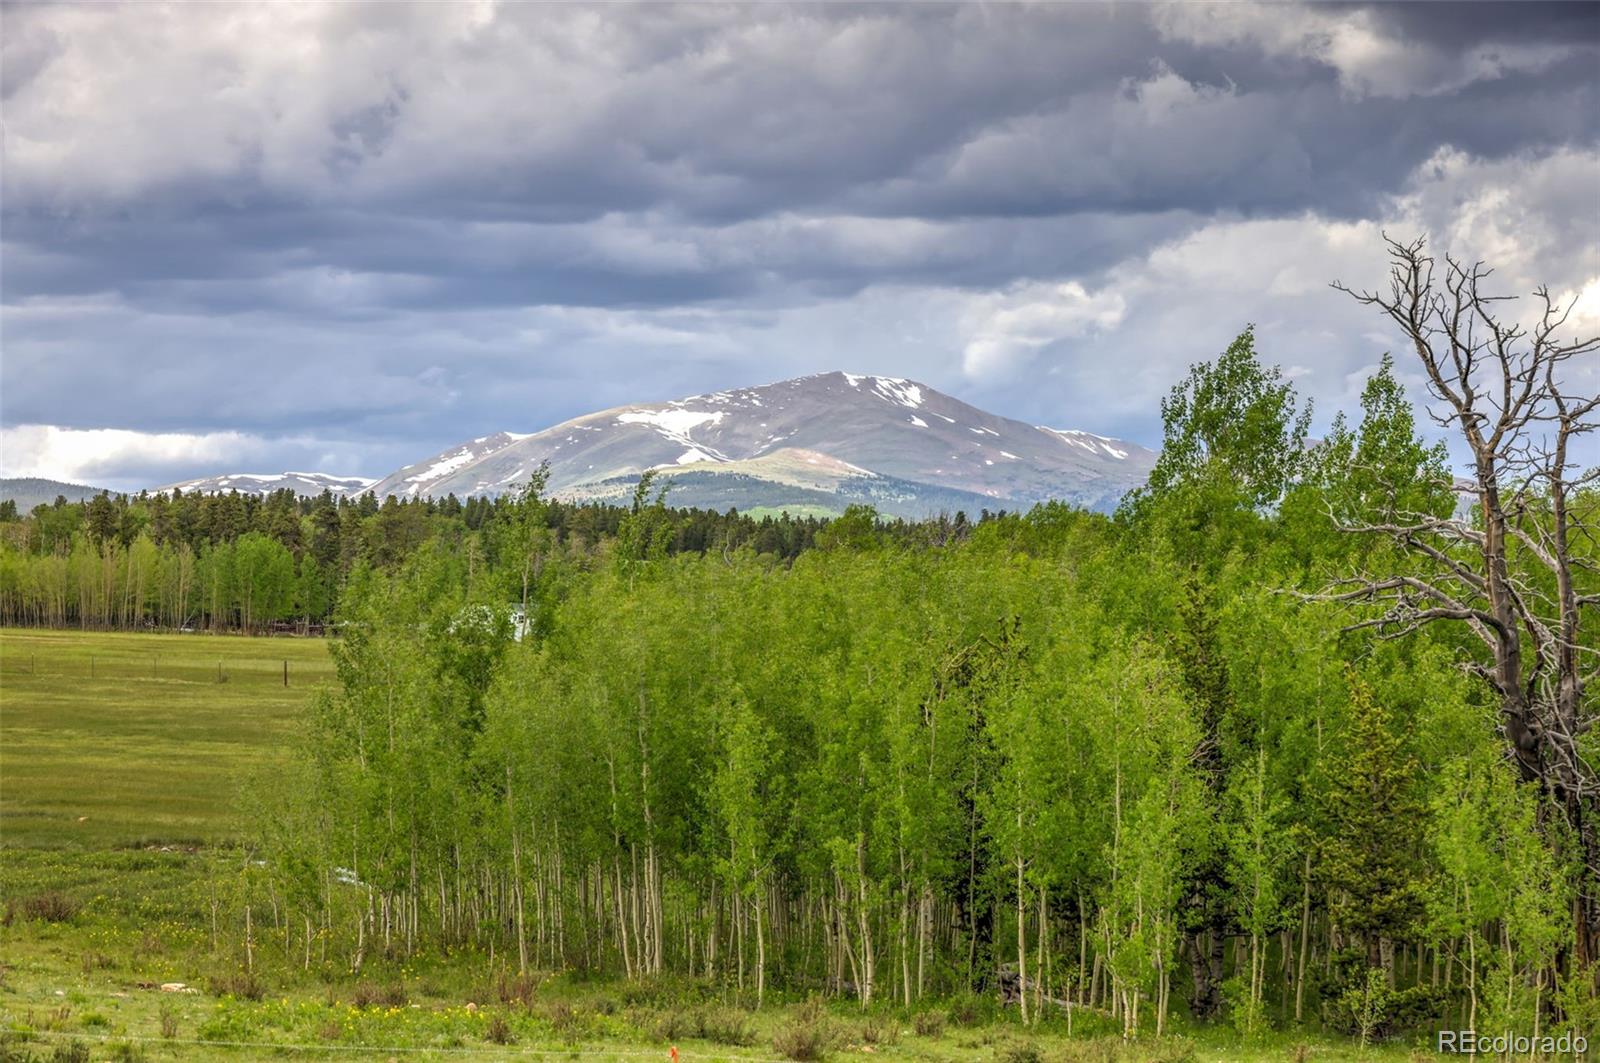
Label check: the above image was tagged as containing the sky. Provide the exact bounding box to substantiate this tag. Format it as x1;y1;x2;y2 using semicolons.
2;1;1598;491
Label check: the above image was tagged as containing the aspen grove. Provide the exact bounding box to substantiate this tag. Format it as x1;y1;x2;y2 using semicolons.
252;249;1600;1044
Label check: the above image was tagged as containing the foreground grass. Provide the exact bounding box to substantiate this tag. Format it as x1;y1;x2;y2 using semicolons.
0;859;1429;1062
2;630;1429;1060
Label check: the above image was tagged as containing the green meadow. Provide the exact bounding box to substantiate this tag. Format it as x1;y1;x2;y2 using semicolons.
0;628;332;849
0;628;1423;1061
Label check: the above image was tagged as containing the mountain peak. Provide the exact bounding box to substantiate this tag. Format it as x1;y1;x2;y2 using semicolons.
154;471;376;497
362;372;1154;516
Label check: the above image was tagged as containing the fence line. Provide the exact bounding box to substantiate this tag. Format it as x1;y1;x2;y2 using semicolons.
0;653;330;687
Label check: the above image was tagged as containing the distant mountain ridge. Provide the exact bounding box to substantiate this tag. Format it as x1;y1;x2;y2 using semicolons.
144;373;1156;518
153;471;376;497
0;477;110;510
368;372;1155;517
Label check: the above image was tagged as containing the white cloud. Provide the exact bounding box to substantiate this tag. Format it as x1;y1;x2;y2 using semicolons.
982;144;1600;453
1563;277;1600;340
0;424;374;491
959;281;1127;379
2;425;263;482
1393;147;1600;299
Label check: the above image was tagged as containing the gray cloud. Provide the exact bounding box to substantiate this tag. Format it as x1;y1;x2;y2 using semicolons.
2;1;1597;489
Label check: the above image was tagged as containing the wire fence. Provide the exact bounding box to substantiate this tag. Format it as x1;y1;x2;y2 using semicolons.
0;649;333;688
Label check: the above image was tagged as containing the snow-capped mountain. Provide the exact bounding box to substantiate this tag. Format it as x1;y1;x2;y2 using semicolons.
156;472;376;497
359;432;529;501
365;372;1156;517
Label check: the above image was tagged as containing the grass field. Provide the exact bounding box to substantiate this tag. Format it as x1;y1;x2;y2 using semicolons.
0;629;1428;1061
1;628;334;849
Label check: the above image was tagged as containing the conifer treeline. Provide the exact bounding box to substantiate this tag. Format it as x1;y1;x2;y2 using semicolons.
255;337;1597;1045
0;487;990;631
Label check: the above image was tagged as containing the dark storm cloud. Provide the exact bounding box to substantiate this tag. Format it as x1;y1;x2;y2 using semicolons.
2;1;1597;488
1364;2;1598;48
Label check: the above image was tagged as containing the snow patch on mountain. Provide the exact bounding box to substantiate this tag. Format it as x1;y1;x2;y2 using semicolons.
617;408;725;437
618;408;730;463
1038;427;1131;460
411;449;482;484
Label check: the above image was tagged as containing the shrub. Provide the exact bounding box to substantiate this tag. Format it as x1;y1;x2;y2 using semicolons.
208;970;265;1001
651;1008;695;1041
947;990;996;1027
495;970;538;1008
912;1010;946;1037
773;1000;835;1061
698;1006;756;1046
21;892;78;923
539;1001;584;1042
485;1014;514;1045
80;953;113;976
51;1044;90;1063
858;1014;900;1046
1003;1043;1042;1063
773;1021;832;1061
349;982;406;1008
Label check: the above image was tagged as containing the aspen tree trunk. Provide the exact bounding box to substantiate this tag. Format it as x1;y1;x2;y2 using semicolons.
614;852;632;978
836;883;863;1000
637;691;664;975
754;875;767;1007
1295;853;1311;1023
1016;826;1029;1025
1466;925;1478;1032
605;754;633;977
857;840;876;1007
917;883;930;1001
1078;902;1088;1008
554;837;567;965
898;852;912;1007
735;888;745;989
508;765;527;973
1035;884;1048;1022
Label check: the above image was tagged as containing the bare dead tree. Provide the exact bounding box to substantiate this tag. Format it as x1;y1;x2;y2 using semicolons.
1321;234;1600;966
